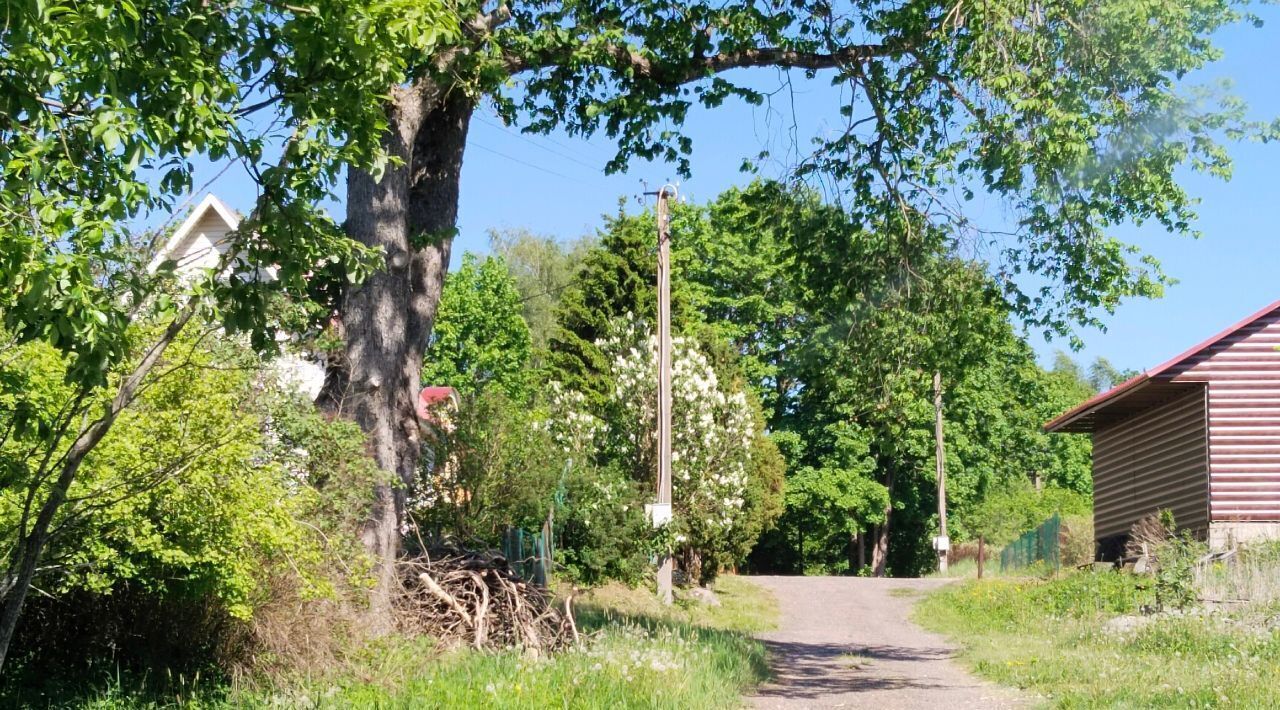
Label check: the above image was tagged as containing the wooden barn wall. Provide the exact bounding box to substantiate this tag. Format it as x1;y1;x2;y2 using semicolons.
1168;310;1280;521
1092;388;1209;539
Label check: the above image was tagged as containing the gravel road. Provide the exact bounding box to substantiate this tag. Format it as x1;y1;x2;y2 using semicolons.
746;576;1028;709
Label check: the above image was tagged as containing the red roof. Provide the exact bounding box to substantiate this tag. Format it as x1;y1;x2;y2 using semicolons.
1044;298;1280;433
416;386;459;421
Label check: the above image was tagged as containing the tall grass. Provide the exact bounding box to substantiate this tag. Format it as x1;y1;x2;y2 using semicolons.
917;569;1280;707
9;576;777;709
1196;540;1280;605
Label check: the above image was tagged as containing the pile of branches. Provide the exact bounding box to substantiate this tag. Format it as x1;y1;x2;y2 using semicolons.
396;546;578;654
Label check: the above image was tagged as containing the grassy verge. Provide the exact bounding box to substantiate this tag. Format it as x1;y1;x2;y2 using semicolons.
19;576;776;708
916;571;1280;708
577;574;781;633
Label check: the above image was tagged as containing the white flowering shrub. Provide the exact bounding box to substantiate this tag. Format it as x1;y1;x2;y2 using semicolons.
541;379;651;583
594;315;755;583
542;381;606;457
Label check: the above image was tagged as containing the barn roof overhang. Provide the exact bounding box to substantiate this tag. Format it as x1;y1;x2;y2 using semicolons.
1045;297;1280;435
1043;378;1204;433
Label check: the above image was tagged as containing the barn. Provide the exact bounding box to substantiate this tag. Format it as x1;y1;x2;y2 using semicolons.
1045;299;1280;559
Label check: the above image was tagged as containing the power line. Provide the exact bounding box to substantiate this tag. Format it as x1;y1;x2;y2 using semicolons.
475;113;604;164
468;141;591;185
474;115;604;171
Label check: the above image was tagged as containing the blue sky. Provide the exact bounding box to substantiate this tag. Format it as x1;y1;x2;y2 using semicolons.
194;9;1280;374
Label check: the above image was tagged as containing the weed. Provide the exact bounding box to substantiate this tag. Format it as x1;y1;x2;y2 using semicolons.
916;571;1280;707
1153;533;1204;611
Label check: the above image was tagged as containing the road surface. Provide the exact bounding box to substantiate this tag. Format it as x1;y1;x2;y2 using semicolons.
746;576;1028;709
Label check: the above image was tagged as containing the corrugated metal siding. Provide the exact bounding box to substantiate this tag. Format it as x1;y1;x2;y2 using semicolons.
1167;310;1280;521
1092;388;1209;539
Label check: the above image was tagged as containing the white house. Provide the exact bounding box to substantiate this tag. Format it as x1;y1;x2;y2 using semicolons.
151;194;327;399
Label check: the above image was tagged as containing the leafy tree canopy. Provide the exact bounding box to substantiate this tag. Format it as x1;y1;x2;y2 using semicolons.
489;228;594;353
422;253;533;400
463;0;1269;341
1;0;455;383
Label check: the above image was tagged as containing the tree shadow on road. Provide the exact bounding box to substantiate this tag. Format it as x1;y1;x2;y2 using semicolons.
753;639;962;700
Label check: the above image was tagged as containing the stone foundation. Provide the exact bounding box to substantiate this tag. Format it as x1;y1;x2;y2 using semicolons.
1208;522;1280;550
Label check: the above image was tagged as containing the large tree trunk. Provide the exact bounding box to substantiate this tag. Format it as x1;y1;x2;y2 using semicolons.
871;469;895;577
870;522;890;577
328;81;472;626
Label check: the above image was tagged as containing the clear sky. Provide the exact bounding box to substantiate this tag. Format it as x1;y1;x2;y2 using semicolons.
193;8;1280;375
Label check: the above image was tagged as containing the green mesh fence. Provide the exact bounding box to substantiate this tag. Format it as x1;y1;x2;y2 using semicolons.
502;523;552;587
500;461;570;588
999;514;1061;572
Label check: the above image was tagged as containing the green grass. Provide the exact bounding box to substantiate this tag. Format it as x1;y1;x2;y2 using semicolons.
11;576;776;709
924;558;1057;580
916;571;1280;708
576;574;781;633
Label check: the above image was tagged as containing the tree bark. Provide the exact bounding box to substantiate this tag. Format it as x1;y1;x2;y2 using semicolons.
847;532;858;574
328;81;472;626
871;469;895;577
871;521;890;577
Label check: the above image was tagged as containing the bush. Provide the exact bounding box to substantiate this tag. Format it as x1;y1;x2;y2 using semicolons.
556;463;652;586
0;329;383;686
1060;514;1095;567
965;479;1090;547
408;388;564;545
1153;533;1205;611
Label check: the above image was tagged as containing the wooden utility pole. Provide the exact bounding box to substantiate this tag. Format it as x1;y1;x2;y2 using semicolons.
934;371;949;574
653;185;675;604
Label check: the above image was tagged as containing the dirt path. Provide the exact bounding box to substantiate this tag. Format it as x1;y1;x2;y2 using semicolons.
746;576;1029;709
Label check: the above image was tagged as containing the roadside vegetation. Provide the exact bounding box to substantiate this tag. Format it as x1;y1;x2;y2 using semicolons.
918;542;1280;707
4;577;776;708
3;0;1269;705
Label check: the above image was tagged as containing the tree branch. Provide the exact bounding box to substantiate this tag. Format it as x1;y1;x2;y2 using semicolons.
689;43;895;78
506;40;899;82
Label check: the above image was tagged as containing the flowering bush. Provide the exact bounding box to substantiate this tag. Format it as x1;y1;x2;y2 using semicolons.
594;315;755;584
538;380;649;584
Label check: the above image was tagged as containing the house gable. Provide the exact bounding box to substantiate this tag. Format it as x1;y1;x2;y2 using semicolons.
147;194;240;275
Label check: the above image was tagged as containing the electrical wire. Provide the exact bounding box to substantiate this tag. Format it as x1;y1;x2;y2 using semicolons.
468;141;592;185
473;115;604;171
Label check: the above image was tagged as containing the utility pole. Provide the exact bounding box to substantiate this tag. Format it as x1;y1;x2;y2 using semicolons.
649;184;676;604
933;371;949;574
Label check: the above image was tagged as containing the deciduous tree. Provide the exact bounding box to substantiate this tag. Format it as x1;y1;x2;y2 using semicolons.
331;4;1262;587
0;0;453;664
422;253;534;399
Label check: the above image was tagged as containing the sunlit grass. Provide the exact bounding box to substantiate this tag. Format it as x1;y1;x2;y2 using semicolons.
14;577;778;709
916;572;1280;708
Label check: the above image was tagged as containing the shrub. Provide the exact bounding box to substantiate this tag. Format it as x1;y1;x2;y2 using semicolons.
965;478;1090;548
1060;514;1095;567
408;388;564;545
0;329;383;684
1153;533;1205;611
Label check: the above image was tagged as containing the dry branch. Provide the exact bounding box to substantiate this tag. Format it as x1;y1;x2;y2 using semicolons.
396;546;575;654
